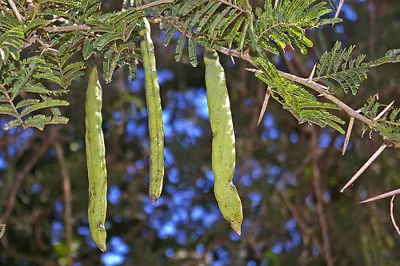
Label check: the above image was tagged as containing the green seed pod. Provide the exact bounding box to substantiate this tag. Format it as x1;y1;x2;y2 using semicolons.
85;65;107;252
204;48;243;235
139;17;165;203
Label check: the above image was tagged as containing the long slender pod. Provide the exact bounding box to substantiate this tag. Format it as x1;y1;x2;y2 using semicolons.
204;48;243;235
85;65;107;251
140;17;165;203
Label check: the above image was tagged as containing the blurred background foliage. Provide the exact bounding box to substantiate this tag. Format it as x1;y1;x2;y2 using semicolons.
1;0;400;265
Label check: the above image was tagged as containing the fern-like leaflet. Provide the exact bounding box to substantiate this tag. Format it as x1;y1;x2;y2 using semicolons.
0;57;69;130
254;0;340;55
360;96;400;147
253;57;345;133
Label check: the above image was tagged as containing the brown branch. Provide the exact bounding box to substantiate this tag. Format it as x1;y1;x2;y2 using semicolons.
6;248;57;266
55;141;73;266
277;71;373;126
244;68;373;126
278;189;321;247
135;0;175;11
43;25;91;33
41;0;172;33
311;127;333;266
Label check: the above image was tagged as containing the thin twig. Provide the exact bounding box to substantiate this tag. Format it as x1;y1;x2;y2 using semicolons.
41;0;173;33
135;0;175;11
34;36;59;54
7;0;23;22
257;86;271;126
6;248;57;266
55;141;73;266
311;127;333;266
244;68;373;126
360;188;400;203
277;71;373;126
341;144;387;192
43;25;91;33
390;196;400;235
278;189;321;247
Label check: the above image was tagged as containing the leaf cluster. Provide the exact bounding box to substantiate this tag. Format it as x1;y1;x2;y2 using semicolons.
0;56;69;130
158;0;339;66
254;57;345;133
361;97;400;147
0;0;146;129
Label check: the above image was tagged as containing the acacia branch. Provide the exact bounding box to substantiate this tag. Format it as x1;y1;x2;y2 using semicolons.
43;25;91;33
204;46;374;127
148;15;378;130
37;10;382;134
135;0;175;10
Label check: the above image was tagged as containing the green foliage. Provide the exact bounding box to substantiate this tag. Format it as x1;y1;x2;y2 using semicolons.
0;0;144;130
254;57;345;133
0;0;398;144
0;57;69;130
159;0;255;66
159;0;339;66
315;42;400;96
254;0;340;55
315;41;368;95
361;96;400;147
0;27;24;70
83;7;144;82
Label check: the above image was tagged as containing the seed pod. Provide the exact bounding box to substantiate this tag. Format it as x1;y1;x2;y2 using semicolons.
139;17;165;203
204;48;243;235
85;65;107;251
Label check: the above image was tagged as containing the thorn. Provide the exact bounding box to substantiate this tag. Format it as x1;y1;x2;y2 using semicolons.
317;89;330;97
308;63;317;81
257;86;271;126
342;117;355;155
340;144;387;193
360;188;400;203
342;110;360;156
244;68;260;73
230;56;235;65
374;100;395;121
333;0;345;24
